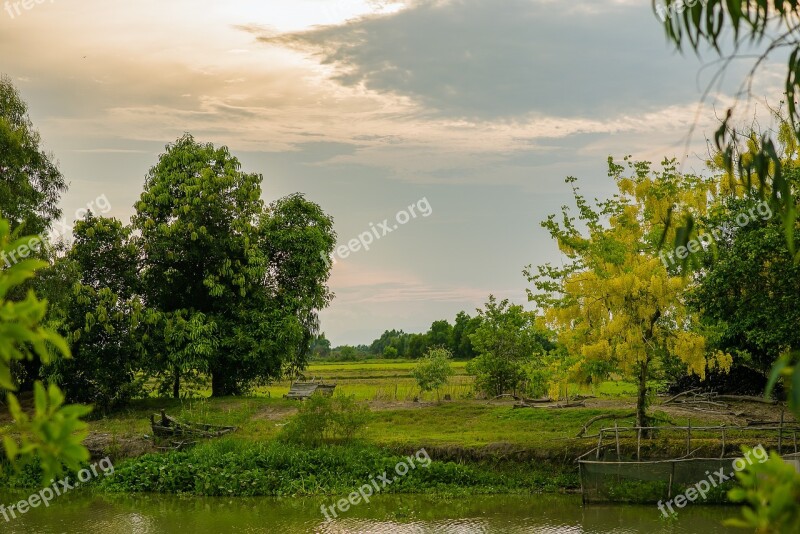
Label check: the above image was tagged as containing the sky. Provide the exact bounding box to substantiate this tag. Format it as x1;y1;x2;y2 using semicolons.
1;0;786;345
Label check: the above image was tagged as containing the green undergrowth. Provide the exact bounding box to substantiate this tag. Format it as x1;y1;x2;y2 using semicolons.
99;439;578;497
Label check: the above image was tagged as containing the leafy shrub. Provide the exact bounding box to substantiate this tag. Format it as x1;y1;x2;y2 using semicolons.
467;355;527;397
413;348;454;399
100;440;578;496
280;393;368;446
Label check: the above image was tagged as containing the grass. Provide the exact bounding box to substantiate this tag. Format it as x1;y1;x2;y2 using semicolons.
254;359;472;402
57;358;751;498
88;396;640;461
85;359;684;463
97;439;579;497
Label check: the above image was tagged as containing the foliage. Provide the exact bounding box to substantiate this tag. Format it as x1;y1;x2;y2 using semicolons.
100;439;572;497
366;313;482;360
130;135;335;396
527;159;732;426
0;75;66;236
656;2;799;264
258;193;337;377
426;319;453;349
466;295;552;397
280;393;368;446
452;311;481;359
4;383;92;484
42;214;145;411
688;196;799;375
310;333;331;358
726;449;800;532
413;347;454;399
0;218;91;483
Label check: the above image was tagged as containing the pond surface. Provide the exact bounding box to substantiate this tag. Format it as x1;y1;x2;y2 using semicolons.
0;492;741;533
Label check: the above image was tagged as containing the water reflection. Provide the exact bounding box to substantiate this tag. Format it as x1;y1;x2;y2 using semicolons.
0;491;740;533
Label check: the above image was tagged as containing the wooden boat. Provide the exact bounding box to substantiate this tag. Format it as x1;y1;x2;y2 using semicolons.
149;410;237;439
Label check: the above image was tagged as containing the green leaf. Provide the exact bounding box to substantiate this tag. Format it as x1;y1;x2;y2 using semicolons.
2;436;18;461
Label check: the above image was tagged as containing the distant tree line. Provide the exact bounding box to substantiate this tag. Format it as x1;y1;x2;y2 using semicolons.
311;310;483;361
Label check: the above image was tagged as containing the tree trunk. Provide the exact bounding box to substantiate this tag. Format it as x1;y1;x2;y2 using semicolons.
172;367;180;399
636;359;649;429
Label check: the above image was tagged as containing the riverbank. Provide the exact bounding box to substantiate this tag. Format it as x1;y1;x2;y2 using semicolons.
2;358;789;499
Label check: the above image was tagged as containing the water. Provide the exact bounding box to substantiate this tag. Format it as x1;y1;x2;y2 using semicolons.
0;492;741;533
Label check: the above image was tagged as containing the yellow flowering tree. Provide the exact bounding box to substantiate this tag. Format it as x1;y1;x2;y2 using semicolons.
527;158;732;427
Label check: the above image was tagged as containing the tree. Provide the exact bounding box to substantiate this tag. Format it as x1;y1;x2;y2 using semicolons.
528;160;732;427
413;347;454;400
426;319;453;350
655;3;800;261
131;135;335;396
257;193;336;378
407;333;429;359
0;217;90;483
689;196;800;375
1;76;69;388
452;311;481;359
0;75;67;236
310;334;332;359
40;213;146;410
466;295;552;397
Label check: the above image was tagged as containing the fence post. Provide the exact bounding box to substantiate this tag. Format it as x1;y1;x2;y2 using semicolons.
615;422;621;460
720;426;726;459
637;427;642;461
668;461;675;498
686;420;691;456
596;429;603;460
779;410;784;455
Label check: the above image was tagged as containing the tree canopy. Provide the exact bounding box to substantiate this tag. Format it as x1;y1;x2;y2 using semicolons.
528;159;732;426
0;75;66;236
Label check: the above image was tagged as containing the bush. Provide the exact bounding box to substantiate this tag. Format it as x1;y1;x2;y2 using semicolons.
413;347;454;399
280;393;368;446
100;440;579;496
467;355;527;397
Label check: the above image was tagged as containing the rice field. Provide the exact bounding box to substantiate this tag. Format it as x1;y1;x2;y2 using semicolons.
255;359;474;401
253;359;642;401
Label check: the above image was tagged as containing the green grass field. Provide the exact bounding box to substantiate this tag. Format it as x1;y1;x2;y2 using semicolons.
81;358;682;461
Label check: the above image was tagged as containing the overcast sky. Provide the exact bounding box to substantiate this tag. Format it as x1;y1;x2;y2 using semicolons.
1;0;785;345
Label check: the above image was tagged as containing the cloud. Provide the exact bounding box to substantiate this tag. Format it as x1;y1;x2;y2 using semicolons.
265;0;760;121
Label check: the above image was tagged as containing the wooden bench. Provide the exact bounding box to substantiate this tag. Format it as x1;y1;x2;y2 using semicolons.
284;381;336;400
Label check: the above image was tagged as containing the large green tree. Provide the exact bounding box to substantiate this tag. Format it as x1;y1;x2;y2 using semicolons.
0;75;66;236
690;196;800;375
132;135;335;396
43;213;144;411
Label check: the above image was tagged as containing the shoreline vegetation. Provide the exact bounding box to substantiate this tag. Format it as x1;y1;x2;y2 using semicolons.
3;359;786;502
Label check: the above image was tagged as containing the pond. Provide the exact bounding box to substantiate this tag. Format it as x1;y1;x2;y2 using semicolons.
0;492;741;533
